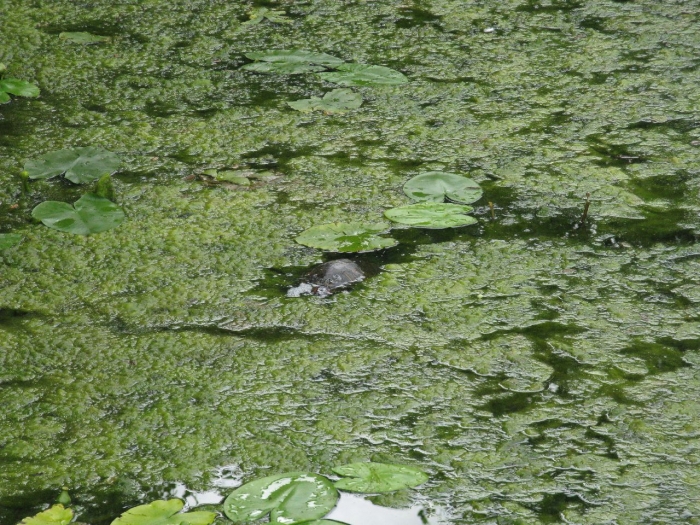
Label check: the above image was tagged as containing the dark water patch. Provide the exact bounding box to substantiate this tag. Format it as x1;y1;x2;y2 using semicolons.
656;336;700;352
0;308;41;324
480;391;540;417
577;16;615;34
586;138;647;167
627;118;699;135
515;0;584;13
601;211;698;247
529;491;594;523
627;171;690;201
394;6;443;30
0;490;58;525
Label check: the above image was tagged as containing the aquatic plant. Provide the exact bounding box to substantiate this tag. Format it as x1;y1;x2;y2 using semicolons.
18;505;72;525
242;7;293;26
384;202;477;228
318;64;408;86
241;50;344;74
403;172;482;204
288;89;362;114
24;147;120;184
32;193;125;235
0;233;22;250
59;32;110;44
332;462;429;493
111;499;215;525
295;222;397;252
0;63;40;103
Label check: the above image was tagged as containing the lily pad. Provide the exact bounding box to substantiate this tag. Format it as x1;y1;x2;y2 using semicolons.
24;147;120;184
0;78;40;103
32;193;126;235
332;462;429;493
292;521;349;525
384;203;477;228
111;499;216;525
288;89;362;113
403;172;483;204
242;50;344;74
59;32;110;44
223;472;339;523
0;233;22;250
242;7;292;25
318;64;408;86
295;222;397;252
19;505;73;525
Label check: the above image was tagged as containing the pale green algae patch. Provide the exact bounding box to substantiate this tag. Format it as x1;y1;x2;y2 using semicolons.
1;0;700;523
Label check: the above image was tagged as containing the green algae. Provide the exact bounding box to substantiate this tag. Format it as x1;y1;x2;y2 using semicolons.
1;0;700;523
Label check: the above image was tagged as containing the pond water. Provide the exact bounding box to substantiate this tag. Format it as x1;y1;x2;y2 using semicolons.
1;0;699;523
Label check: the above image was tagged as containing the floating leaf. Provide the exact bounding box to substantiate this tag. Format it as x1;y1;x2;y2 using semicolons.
288;89;362;113
384;203;477;228
292;521;350;525
25;147;120;184
59;32;110;44
32;193;125;235
241;62;326;74
242;50;343;74
243;7;293;25
19;504;73;525
111;499;216;525
332;463;429;493
318;64;408;86
296;222;397;252
223;472;338;523
0;233;22;250
0;78;40;102
403;172;483;204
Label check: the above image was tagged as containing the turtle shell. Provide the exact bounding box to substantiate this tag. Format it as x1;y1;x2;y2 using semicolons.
304;259;365;295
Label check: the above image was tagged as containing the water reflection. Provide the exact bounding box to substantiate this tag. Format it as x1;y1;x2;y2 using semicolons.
324;493;445;525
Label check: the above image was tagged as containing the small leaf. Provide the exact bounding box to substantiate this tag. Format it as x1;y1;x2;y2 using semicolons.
19;504;73;525
384;203;477;228
241;62;326;74
25;147;120;184
111;499;216;525
243;8;293;25
0;91;10;103
318;64;408;86
0;78;40;98
332;462;429;493
288;89;362;113
403;172;482;204
59;32;110;44
245;50;344;67
0;233;22;250
32;193;125;235
223;472;339;523
296;222;397;252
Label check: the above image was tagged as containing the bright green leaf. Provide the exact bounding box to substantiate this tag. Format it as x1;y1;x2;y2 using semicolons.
0;91;10;103
32;193;125;235
403;172;483;204
0;78;40;98
296;222;398;252
111;499;216;525
0;233;22;250
59;32;110;44
288;89;362;113
318;64;408;86
332;462;429;493
384;203;477;228
223;472;339;523
19;504;73;525
25;147;120;184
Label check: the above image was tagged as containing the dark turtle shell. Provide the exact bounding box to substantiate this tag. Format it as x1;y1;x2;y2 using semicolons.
304;259;365;296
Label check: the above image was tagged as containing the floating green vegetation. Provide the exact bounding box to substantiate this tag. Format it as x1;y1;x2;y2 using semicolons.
31;193;125;235
403;172;482;205
58;32;110;44
242;7;293;26
0;233;22;250
241;50;344;74
24;147;120;184
384;202;477;228
295;222;397;252
111;499;215;525
288;89;362;114
318;64;408;86
18;505;72;525
0;64;40;104
332;462;429;493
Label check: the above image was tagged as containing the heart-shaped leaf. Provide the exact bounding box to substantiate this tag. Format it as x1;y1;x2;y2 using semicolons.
19;505;73;525
0;233;22;250
25;147;120;184
296;222;397;252
32;193;125;235
332;463;429;493
111;499;216;525
384;203;477;228
0;78;40;100
288;89;362;113
59;31;110;44
224;472;339;523
318;64;408;86
403;172;482;204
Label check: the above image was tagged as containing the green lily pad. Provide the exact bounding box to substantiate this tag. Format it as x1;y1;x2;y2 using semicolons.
19;505;73;525
32;193;126;235
111;499;216;525
292;521;349;525
0;233;22;250
295;222;398;252
242;7;293;25
384;203;477;228
318;64;408;86
288;89;362;113
242;50;344;74
223;472;339;523
0;78;40;102
403;172;483;204
24;147;120;184
59;32;110;44
332;462;429;493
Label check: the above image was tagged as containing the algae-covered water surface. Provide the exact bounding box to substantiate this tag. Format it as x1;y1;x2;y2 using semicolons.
1;0;700;523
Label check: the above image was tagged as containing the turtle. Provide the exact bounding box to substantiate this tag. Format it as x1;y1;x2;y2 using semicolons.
287;259;365;298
